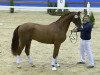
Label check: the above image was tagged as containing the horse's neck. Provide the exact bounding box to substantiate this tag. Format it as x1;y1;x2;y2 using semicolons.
56;12;70;22
56;14;66;22
57;14;74;33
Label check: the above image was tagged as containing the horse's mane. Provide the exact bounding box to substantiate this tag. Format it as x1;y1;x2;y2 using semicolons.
56;11;70;22
56;11;81;24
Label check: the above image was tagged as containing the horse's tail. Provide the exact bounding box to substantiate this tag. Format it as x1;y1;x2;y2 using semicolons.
11;26;20;56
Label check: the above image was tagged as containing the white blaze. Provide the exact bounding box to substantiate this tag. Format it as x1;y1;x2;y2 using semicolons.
74;15;78;18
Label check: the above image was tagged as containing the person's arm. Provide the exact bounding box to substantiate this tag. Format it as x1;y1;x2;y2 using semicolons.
77;23;92;32
82;24;92;32
71;27;83;32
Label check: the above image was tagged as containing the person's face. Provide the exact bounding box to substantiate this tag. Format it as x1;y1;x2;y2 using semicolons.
83;16;90;23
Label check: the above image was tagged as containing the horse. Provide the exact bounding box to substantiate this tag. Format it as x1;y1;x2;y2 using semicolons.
11;11;82;70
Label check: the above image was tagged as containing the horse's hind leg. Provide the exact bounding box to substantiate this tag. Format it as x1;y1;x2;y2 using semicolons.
16;42;25;68
51;43;61;70
25;40;35;67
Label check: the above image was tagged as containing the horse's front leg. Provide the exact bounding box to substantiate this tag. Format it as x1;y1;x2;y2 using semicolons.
51;43;61;71
55;57;60;67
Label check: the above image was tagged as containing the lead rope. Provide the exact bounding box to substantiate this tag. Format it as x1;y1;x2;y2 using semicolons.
69;27;78;44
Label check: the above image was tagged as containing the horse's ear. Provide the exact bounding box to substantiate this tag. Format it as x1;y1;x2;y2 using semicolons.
65;11;70;15
62;11;70;16
77;11;81;16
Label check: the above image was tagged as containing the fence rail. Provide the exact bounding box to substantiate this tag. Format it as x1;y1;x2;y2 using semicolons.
0;6;100;12
0;1;100;13
0;1;48;4
0;1;100;5
65;2;100;4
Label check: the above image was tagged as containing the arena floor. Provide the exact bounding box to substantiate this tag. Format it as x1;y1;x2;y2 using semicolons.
0;11;100;75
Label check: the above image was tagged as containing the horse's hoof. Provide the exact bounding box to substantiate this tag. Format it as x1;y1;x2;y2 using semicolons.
17;66;21;69
31;64;36;67
56;63;60;67
52;67;57;71
17;64;21;69
30;63;36;67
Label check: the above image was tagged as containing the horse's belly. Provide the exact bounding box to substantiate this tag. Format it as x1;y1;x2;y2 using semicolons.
36;39;54;44
34;38;54;44
32;35;54;44
32;29;66;44
32;34;66;44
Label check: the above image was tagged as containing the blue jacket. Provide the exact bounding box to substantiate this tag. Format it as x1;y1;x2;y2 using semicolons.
78;22;92;40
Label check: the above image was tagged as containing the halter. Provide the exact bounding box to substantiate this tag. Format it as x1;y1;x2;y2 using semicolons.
69;27;78;44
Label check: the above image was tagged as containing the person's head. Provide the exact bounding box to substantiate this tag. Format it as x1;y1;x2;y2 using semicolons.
83;15;90;23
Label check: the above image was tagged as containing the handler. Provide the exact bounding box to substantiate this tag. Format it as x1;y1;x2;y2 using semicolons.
73;15;94;68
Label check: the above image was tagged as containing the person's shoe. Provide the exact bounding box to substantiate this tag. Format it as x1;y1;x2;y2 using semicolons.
87;65;94;68
77;62;85;64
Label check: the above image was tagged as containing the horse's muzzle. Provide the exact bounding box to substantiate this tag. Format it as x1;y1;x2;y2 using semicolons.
77;27;82;32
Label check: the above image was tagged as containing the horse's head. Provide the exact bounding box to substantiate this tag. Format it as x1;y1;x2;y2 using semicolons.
72;11;82;30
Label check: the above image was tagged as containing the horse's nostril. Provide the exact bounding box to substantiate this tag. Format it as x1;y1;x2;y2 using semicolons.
77;27;82;31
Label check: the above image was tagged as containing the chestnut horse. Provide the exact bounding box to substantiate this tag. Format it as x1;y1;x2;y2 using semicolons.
11;11;82;70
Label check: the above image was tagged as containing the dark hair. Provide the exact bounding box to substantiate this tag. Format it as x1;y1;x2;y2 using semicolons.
83;15;90;18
